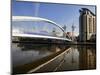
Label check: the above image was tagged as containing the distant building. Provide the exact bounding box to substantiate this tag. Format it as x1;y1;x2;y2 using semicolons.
79;8;96;42
66;32;77;41
66;32;72;37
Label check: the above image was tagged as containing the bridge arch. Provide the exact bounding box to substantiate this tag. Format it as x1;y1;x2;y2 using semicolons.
12;16;72;41
12;16;65;33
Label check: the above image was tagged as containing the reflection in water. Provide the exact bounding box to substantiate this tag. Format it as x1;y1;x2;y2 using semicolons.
51;46;79;71
78;45;96;70
56;45;96;71
35;45;96;73
12;43;96;73
12;43;69;67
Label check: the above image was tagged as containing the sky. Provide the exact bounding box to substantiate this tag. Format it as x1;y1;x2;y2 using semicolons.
12;0;96;36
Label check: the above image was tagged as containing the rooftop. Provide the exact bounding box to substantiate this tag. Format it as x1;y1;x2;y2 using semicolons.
79;8;95;16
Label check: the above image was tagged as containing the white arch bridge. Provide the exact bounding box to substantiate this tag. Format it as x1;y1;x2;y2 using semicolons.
12;16;72;43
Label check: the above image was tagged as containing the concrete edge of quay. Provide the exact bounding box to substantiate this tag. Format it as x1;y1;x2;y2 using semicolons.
13;47;71;74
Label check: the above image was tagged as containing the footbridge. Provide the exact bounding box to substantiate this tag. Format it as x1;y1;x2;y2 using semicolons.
12;16;72;42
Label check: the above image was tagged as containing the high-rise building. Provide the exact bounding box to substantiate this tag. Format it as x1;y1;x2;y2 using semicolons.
79;8;96;42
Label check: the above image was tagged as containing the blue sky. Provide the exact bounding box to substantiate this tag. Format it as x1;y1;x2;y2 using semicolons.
12;0;96;36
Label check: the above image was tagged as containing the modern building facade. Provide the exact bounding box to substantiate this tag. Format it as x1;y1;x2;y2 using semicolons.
79;8;96;42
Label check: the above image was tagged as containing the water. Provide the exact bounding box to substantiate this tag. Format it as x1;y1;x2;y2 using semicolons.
35;45;96;73
12;43;96;73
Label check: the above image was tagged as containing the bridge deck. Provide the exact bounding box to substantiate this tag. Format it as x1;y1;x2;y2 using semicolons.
12;33;72;41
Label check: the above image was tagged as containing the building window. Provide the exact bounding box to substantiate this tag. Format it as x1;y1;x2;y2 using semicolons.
89;17;92;33
93;18;96;32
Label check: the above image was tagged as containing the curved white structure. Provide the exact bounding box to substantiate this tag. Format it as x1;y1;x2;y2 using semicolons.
12;16;72;41
12;16;65;32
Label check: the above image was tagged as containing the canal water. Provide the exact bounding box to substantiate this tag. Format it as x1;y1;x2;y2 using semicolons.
11;43;96;73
